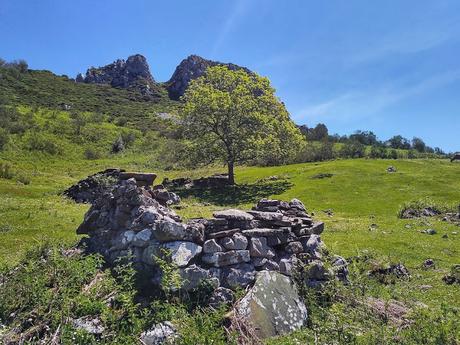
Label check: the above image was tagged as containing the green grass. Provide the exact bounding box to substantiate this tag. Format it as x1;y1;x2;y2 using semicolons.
1;157;459;304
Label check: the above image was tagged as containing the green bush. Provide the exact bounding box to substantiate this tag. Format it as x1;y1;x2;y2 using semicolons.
0;128;9;150
16;173;31;185
0;243;148;344
340;141;365;158
111;136;125;153
23;132;64;155
84;147;103;160
295;141;334;163
0;162;15;179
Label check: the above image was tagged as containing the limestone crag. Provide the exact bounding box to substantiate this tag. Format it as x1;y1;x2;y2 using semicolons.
76;54;161;99
166;55;252;100
77;177;347;291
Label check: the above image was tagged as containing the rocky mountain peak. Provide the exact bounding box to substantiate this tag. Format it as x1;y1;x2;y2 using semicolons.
76;54;160;98
167;54;252;100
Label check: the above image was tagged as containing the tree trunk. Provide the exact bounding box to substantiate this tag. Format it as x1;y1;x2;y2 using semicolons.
227;161;235;185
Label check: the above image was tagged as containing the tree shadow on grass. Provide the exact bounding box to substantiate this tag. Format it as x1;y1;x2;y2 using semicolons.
174;180;293;206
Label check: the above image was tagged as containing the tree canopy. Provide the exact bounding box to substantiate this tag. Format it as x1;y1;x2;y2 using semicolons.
181;65;304;184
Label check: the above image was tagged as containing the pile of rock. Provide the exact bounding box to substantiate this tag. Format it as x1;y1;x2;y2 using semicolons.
64;170;179;206
63;168;123;203
77;177;346;293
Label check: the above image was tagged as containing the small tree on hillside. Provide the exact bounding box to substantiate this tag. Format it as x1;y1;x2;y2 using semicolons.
412;137;426;153
181;66;304;184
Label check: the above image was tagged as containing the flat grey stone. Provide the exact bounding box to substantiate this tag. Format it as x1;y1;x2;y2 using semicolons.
203;239;224;253
201;250;250;267
162;241;202;267
249;237;275;258
132;228;152;247
213;209;254;221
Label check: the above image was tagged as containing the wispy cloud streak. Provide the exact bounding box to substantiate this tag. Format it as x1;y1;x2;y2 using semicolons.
211;0;249;58
295;69;460;124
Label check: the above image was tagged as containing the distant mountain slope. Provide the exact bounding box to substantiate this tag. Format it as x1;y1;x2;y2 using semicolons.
0;66;178;126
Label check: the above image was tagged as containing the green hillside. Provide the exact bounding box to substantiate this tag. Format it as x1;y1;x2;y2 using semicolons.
0;67;179;128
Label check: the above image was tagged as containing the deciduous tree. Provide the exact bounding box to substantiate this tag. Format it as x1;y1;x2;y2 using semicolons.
181;66;304;184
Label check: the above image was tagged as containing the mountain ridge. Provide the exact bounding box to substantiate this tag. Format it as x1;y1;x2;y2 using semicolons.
76;53;253;100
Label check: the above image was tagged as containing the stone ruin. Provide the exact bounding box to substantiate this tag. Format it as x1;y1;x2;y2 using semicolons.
76;173;347;294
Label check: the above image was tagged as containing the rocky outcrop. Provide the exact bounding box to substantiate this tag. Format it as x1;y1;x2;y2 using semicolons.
76;54;162;99
76;176;346;293
166;55;252;100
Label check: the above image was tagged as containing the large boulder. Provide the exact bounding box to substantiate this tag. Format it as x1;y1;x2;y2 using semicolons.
234;271;308;338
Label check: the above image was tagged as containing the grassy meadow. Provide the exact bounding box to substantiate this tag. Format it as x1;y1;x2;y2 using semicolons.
1;155;459;311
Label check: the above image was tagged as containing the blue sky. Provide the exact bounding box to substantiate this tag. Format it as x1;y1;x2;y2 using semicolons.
1;0;459;151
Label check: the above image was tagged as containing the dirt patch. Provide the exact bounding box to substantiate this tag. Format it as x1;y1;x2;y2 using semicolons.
366;297;411;326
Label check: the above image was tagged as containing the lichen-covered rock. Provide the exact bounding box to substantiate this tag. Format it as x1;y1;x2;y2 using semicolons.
201;250;251;267
203;239;224;253
220;233;248;250
235;271;308;338
303;234;325;258
222;263;256;289
132;229;153;247
140;321;177;345
179;264;217;291
162;241;202;267
249;237;275;258
155;221;204;243
213;209;254;221
208;287;235;308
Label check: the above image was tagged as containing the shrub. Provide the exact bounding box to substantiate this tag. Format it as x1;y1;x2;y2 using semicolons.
0;162;15;179
16;173;31;185
121;129;137;148
369;145;386;159
115;116;128;126
84;147;103;160
296;142;334;163
0;128;9;150
389;149;398;159
111;136;125;153
23;132;63;155
18;60;28;73
339;141;365;158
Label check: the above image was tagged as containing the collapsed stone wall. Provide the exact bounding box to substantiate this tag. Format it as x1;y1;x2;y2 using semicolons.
77;177;346;291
